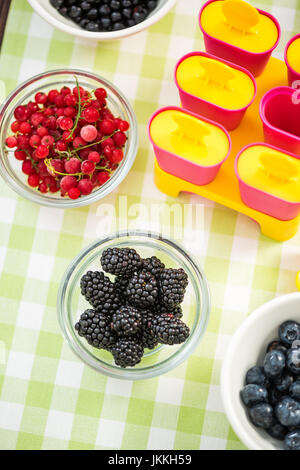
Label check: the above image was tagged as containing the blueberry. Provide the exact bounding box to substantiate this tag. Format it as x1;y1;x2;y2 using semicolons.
287;349;300;375
279;321;300;347
263;350;286;378
49;0;158;31
273;371;294;393
241;384;268;407
284;430;300;450
267;422;287;441
290;381;300;401
99;5;110;15
266;340;288;355
245;366;269;387
69;5;82;17
50;0;64;7
147;0;157;11
276;397;300;427
249;403;275;429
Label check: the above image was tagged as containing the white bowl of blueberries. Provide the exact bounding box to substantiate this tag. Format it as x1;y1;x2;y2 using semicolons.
27;0;177;40
221;292;300;450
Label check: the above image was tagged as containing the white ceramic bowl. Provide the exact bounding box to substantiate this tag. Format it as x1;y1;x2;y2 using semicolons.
221;292;300;450
27;0;177;41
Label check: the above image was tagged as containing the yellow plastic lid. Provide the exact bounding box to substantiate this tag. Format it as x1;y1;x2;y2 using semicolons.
287;37;300;73
150;109;229;166
201;0;278;53
237;145;300;202
176;55;255;110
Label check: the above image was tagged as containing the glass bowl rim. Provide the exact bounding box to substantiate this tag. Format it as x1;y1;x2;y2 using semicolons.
57;230;211;380
0;68;138;209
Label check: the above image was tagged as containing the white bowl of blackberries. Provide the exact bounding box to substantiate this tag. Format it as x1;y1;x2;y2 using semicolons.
28;0;177;40
58;232;210;380
221;292;300;450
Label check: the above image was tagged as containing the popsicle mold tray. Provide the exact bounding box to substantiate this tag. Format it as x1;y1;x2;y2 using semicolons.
152;57;300;242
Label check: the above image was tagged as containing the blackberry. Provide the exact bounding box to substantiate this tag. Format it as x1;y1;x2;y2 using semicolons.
114;275;129;300
126;269;158;308
137;311;159;350
80;270;120;314
75;309;116;350
154;303;183;319
111;338;144;368
171;305;183;319
153;314;190;345
111;306;142;336
142;256;165;277
101;247;142;277
159;268;188;308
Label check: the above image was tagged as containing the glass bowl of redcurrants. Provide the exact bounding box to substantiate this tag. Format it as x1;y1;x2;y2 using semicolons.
0;69;138;208
57;231;210;380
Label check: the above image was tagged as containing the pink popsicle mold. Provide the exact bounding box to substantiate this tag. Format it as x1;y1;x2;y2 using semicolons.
174;52;257;131
148;106;232;186
235;143;300;221
260;86;300;157
198;0;281;77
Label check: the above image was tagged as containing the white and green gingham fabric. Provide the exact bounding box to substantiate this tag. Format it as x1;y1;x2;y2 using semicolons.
0;0;299;451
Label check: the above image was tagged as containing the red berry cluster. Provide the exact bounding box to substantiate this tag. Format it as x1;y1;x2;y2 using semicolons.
5;79;130;200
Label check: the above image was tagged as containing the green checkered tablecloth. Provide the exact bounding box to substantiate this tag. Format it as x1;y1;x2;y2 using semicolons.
0;0;299;451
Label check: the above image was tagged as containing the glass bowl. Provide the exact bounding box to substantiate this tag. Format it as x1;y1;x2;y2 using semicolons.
58;231;210;380
0;69;138;208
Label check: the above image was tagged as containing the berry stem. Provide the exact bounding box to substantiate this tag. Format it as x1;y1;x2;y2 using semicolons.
69;76;82;139
44;158;82;177
73;132;117;153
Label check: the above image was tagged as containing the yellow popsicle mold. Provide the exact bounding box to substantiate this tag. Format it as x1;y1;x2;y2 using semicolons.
176;55;255;110
149;109;230;166
201;0;278;53
237;146;300;203
155;159;300;241
153;57;300;242
287;37;300;74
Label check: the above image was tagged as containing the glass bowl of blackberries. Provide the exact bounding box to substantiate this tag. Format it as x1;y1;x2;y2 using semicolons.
58;230;210;380
27;0;177;40
221;292;300;450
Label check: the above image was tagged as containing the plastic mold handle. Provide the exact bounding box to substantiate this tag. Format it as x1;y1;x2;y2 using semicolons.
222;0;259;33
